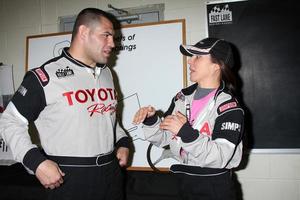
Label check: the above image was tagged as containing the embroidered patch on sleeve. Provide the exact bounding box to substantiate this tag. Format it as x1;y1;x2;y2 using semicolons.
35;68;48;82
221;122;241;132
219;102;237;113
32;67;50;87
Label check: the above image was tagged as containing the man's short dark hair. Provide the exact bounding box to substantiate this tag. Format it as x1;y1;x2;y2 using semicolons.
71;8;117;41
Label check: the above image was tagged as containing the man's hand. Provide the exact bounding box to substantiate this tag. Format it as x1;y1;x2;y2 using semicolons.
116;147;129;167
35;160;65;189
132;106;156;124
159;111;187;135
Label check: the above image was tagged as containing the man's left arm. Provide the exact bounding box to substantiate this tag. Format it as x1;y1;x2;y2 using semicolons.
115;123;130;167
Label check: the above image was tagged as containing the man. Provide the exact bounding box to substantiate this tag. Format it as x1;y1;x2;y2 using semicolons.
0;8;130;200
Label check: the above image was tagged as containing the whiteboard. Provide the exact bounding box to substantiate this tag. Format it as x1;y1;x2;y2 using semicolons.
26;20;187;170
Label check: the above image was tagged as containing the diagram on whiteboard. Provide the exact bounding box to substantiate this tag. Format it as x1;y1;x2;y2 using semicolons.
53;40;71;57
120;94;139;133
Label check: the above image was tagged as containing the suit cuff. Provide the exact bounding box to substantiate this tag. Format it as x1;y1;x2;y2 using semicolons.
177;122;199;143
143;115;158;126
23;148;47;173
115;136;131;149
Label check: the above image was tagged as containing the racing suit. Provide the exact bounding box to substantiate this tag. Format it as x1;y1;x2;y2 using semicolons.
142;82;244;199
0;48;129;199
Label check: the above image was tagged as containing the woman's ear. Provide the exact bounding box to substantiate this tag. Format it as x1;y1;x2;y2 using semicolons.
213;63;222;72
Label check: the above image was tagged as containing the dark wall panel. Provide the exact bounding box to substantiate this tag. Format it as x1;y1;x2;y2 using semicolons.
207;0;300;149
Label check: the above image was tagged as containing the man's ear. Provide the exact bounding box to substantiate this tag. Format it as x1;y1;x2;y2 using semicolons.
78;25;89;41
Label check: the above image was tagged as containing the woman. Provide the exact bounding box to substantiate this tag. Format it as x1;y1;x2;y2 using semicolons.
133;37;244;200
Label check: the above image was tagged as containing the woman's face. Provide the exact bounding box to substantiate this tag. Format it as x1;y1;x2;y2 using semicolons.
188;54;217;83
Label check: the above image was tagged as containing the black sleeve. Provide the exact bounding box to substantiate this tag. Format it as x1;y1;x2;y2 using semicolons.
212;108;244;145
11;70;48;172
11;71;46;122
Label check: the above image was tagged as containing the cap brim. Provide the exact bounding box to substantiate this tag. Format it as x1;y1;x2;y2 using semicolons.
180;45;210;56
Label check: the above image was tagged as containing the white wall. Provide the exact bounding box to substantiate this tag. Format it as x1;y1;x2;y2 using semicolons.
0;0;299;199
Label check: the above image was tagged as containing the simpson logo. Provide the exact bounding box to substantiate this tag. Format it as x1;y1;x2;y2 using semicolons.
208;4;232;25
35;69;48;82
219;102;237;113
221;122;241;132
56;66;74;78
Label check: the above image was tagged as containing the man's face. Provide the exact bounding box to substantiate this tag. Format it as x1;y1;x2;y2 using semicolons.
85;17;115;65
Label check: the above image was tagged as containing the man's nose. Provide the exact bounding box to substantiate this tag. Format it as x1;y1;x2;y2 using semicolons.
109;36;115;48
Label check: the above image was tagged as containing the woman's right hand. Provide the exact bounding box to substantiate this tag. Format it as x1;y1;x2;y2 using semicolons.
132;106;156;124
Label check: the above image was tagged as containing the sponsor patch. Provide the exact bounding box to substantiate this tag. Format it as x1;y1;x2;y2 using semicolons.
56;66;74;78
219;102;237;113
221;122;241;132
35;68;48;82
200;122;211;136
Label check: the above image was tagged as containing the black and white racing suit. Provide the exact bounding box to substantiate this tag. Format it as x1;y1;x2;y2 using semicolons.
142;82;244;199
0;48;129;199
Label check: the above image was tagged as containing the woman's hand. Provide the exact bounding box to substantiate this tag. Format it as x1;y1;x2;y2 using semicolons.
132;106;156;124
159;111;187;135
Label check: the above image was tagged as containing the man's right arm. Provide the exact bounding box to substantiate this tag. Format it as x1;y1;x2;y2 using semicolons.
0;70;65;189
0;71;47;172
